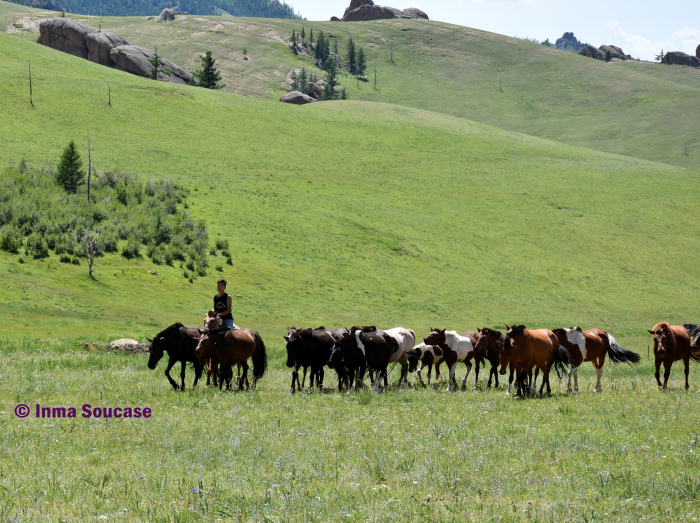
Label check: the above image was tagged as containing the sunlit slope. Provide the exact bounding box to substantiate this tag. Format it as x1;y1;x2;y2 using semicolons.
1;34;698;345
3;0;700;169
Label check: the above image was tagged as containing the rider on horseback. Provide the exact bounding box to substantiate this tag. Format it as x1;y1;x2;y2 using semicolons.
214;279;237;330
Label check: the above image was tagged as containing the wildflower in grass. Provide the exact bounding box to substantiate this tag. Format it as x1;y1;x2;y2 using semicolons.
692;440;696;445
140;475;145;479
193;488;198;492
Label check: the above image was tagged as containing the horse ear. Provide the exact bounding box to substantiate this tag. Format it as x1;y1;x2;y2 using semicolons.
647;329;655;334
576;326;582;332
283;335;289;341
477;327;481;333
198;328;204;334
505;324;510;330
146;337;152;342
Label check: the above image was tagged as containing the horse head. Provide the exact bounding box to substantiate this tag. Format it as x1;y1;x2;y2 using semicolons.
648;323;672;356
284;329;304;368
328;332;357;369
147;336;166;370
194;327;213;362
423;328;446;346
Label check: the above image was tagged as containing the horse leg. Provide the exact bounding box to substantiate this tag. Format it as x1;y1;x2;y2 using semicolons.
461;362;472;390
595;357;604;391
493;364;499;389
318;367;325;391
179;361;187;390
164;358;179;390
474;358;481;389
487;365;493;388
447;363;457;391
654;357;663;387
238;362;249;391
532;367;539;394
567;366;573;392
192;361;203;388
662;360;671;389
573;366;579;393
206;359;213;387
684;356;690;390
301;367;308;390
507;364;515;395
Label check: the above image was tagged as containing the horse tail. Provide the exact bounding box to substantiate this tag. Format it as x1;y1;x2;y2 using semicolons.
252;331;268;382
605;334;640;365
551;344;570;380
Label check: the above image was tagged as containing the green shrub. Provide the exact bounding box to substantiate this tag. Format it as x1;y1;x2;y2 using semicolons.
221;249;231;258
121;241;140;259
215;238;229;251
27;234;49;259
226;256;233;266
59;254;71;263
0;227;23;254
115;180;128;206
215;264;223;272
102;234;118;253
71;257;80;265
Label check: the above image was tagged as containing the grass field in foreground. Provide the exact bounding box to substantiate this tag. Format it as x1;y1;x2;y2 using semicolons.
3;1;700;169
1;34;700;347
1;339;699;522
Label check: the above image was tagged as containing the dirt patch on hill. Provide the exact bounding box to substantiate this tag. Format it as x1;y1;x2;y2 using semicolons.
81;341;150;354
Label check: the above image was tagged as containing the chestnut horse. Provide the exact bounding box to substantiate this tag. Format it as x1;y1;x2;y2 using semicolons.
195;322;267;391
499;325;569;396
423;329;478;391
647;322;700;389
553;327;640;392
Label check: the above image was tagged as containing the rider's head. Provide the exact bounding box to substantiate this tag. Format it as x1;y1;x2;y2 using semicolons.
217;278;227;294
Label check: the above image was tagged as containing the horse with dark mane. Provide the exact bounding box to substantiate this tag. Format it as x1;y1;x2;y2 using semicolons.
328;328;398;391
146;323;204;391
499;325;569;396
648;322;700;389
284;326;348;393
195;320;267;391
472;327;504;389
552;327;640;392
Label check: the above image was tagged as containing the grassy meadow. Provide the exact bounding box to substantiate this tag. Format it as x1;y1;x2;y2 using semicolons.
3;0;700;169
1;10;700;521
1;339;700;522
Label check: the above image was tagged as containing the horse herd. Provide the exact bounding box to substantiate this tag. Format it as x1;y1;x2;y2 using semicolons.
145;316;700;396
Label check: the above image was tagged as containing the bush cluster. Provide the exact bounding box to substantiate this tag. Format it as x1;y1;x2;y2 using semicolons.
0;162;210;278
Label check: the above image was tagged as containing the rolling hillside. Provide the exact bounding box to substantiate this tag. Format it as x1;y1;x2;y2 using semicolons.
1;31;699;347
3;0;700;170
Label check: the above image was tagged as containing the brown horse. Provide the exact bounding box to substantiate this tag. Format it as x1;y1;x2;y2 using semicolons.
647;322;700;389
472;328;504;389
195;321;267;391
499;325;569;396
553;327;640;392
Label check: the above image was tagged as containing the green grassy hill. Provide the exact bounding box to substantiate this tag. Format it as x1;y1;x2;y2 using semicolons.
3;0;700;170
1;31;699;349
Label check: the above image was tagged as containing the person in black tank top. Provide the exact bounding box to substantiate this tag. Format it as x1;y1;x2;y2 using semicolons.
214;279;235;329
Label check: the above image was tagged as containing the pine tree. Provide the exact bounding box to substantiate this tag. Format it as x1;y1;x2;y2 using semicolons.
333;38;338;56
604;49;612;62
291;30;297;50
309;28;314;43
192;50;225;89
299;67;307;89
655;48;665;62
356;47;367;77
322;56;339;100
301;27;305;41
148;45;172;81
55;140;85;194
347;37;356;74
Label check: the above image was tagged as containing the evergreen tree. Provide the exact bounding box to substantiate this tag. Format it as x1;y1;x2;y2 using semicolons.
322;56;339;100
55;140;85;194
604;49;612;62
301;27;305;40
299;67;307;88
148;45;172;81
655;48;665;62
333;38;338;56
191;50;225;89
356;47;367;77
290;69;298;91
347;37;356;74
309;28;314;43
291;30;297;50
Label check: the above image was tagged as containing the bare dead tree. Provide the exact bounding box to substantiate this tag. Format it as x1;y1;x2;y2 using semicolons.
28;61;33;108
79;230;104;278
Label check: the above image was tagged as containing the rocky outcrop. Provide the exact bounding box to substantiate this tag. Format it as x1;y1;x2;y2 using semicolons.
331;16;341;21
86;31;130;66
155;8;176;23
37;18;96;59
401;8;428;19
343;4;401;21
304;81;322;100
578;44;631;61
280;91;318;104
697;44;700;59
599;44;631;60
664;51;700;67
37;18;191;83
337;0;428;21
110;45;192;84
555;32;586;53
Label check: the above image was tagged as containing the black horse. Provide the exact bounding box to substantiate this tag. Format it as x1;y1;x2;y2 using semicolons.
284;327;349;393
328;328;398;391
147;323;204;390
